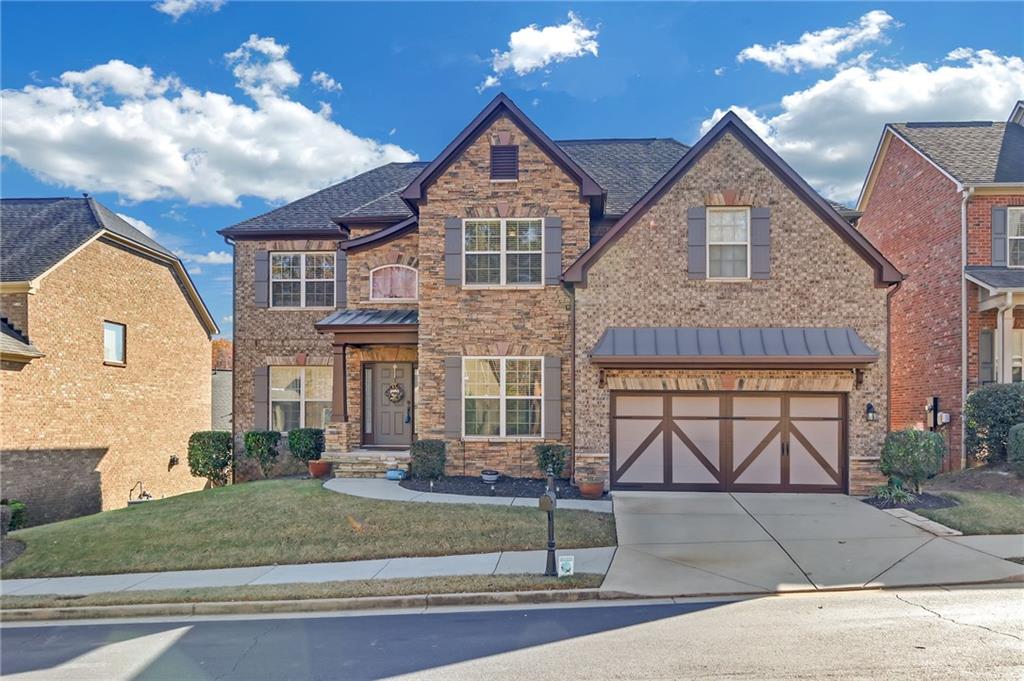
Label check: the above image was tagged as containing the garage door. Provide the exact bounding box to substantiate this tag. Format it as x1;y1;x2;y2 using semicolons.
610;392;846;492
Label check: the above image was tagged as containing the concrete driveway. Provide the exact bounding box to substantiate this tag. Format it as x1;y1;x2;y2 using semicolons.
602;492;1024;597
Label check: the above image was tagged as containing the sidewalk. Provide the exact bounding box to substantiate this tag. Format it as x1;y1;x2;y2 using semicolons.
324;478;614;513
0;547;617;598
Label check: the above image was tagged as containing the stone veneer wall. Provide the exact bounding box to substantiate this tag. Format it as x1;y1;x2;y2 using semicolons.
415;114;590;477
574;131;891;491
0;238;211;525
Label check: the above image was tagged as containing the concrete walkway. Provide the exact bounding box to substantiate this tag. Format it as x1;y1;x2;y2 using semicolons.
0;547;617;598
324;477;613;513
602;492;1024;597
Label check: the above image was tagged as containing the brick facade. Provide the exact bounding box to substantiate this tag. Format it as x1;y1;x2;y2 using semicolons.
0;238;212;525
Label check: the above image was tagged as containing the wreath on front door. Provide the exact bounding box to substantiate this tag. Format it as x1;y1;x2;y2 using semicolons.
384;383;405;403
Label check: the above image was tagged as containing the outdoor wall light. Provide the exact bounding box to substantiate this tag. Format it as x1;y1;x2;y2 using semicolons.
865;403;878;422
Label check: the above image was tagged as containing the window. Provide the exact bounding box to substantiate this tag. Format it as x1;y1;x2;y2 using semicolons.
270;366;332;432
1008;208;1024;267
707;208;750;279
370;265;418;300
103;321;126;364
1013;330;1024;382
490;145;519;181
463;357;542;438
464;219;542;286
271;252;335;307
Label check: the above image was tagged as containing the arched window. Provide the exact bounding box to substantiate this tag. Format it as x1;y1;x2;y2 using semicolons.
370;265;418;301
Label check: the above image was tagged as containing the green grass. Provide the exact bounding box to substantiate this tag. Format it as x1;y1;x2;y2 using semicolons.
0;573;604;610
916;491;1024;535
2;479;616;579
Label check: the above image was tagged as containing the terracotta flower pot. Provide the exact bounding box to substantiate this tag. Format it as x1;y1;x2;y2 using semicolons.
578;479;605;499
308;460;332;478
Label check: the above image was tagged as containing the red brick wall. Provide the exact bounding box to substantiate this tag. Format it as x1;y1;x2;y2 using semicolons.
966;194;1024;265
857;135;964;469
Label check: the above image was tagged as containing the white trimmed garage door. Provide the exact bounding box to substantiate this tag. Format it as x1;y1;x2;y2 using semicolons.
610;392;847;492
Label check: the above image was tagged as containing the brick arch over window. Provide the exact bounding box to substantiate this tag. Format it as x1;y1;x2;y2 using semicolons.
369;264;418;301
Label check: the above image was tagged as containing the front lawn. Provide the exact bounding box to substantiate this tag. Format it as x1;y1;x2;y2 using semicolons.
2;479;616;579
916;491;1024;535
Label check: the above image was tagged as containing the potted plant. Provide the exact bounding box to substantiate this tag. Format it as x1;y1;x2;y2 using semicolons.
577;476;605;500
288;428;329;477
481;469;500;484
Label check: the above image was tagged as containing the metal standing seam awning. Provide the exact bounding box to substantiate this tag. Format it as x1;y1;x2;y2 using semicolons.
590;327;879;369
314;308;418;345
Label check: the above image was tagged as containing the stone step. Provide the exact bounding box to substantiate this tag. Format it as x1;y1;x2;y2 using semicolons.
328;449;411;479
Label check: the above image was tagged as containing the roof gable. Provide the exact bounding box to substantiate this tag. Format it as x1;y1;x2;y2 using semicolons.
563;112;902;286
400;93;603;206
887;121;1024;185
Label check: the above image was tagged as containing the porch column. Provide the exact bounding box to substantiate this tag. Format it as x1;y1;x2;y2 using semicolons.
997;307;1015;383
332;342;348;422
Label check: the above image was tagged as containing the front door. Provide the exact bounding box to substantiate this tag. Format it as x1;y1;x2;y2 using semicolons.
368;363;414;447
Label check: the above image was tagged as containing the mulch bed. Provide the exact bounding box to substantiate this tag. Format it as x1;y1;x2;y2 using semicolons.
927;462;1023;497
1;538;25;567
400;475;600;500
862;492;959;511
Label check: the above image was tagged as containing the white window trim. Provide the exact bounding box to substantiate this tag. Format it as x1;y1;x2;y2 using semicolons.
368;264;419;302
462;218;544;289
1007;207;1024;269
269;251;336;309
705;207;751;281
461;356;544;441
103;320;126;365
269;366;331;433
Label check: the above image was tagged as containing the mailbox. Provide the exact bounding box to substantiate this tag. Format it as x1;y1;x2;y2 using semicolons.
538;490;557;512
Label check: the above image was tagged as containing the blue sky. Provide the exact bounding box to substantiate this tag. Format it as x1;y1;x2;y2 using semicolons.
3;2;1023;337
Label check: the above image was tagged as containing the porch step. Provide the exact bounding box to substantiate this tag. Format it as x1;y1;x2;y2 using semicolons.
327;449;411;479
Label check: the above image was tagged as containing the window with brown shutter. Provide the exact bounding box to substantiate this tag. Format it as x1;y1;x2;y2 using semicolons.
490;145;518;181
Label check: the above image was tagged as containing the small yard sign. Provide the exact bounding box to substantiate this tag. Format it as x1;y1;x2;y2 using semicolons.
558;555;574;577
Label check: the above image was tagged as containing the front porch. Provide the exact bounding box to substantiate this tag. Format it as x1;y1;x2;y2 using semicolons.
968;267;1024;384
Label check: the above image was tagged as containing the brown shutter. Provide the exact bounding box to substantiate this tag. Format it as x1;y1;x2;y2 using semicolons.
444;218;462;286
750;207;771;279
687;207;706;279
544;217;562;286
543;356;561;440
335;249;347;308
254;251;270;308
980;330;995;384
444;356;462;438
253;366;269;429
992;207;1008;266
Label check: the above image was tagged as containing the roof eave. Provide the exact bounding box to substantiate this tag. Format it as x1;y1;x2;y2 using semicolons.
589;354;879;369
218;228;344;240
339;217;418;253
0;349;44;363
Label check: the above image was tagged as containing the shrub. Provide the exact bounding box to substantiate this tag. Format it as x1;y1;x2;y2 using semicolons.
410;439;446;479
964;383;1024;462
535;444;569;479
1008;423;1024;477
880;429;946;493
872;482;916;506
0;499;27;531
288;428;325;463
244;430;281;478
187;431;233;486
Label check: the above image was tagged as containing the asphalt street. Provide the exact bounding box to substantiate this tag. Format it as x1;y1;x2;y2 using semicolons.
1;586;1021;680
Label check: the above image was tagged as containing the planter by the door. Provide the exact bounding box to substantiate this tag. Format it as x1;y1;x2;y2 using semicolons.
480;469;500;484
308;460;333;478
577;478;605;499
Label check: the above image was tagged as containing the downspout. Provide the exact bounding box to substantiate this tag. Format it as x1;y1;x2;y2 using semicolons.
886;279;902;432
960;186;973;469
564;281;577;484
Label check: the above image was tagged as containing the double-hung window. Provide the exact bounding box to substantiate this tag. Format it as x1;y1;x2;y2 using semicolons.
463;357;542;438
707;208;750;279
103;321;126;364
464;219;542;286
270;252;335;307
270;366;332;432
1008;208;1024;268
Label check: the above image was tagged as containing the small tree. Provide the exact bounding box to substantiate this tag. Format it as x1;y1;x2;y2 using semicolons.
535;444;569;479
410;439;446;479
1008;423;1024;478
244;430;281;478
964;383;1024;462
288;428;325;463
880;429;946;493
187;431;233;486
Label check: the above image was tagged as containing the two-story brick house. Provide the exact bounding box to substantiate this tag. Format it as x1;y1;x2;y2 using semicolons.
858;101;1024;470
222;94;899;494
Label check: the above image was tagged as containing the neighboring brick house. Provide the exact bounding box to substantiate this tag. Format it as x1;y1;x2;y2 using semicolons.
221;94;899;494
857;101;1024;470
0;197;218;525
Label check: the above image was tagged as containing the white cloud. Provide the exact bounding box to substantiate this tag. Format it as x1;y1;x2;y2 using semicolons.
701;48;1024;202
222;314;233;324
188;265;203;275
738;10;895;73
116;212;159;239
478;12;598;91
1;36;416;206
713;67;726;77
312;70;342;93
175;249;233;265
153;0;225;21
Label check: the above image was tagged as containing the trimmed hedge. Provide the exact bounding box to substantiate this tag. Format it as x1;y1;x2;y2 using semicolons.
1008;423;1024;477
0;499;27;531
880;429;946;493
187;431;233;486
964;383;1024;462
244;430;281;478
288;428;325;463
410;439;446;479
535;444;569;478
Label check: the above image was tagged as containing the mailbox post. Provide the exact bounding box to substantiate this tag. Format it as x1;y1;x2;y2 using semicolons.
539;466;557;576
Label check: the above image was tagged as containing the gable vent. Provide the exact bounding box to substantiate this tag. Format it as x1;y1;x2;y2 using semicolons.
490;145;519;180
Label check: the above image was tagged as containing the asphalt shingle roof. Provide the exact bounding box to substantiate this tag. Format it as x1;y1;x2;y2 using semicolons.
0;317;41;358
965;265;1024;291
1;197;174;282
891;121;1024;184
